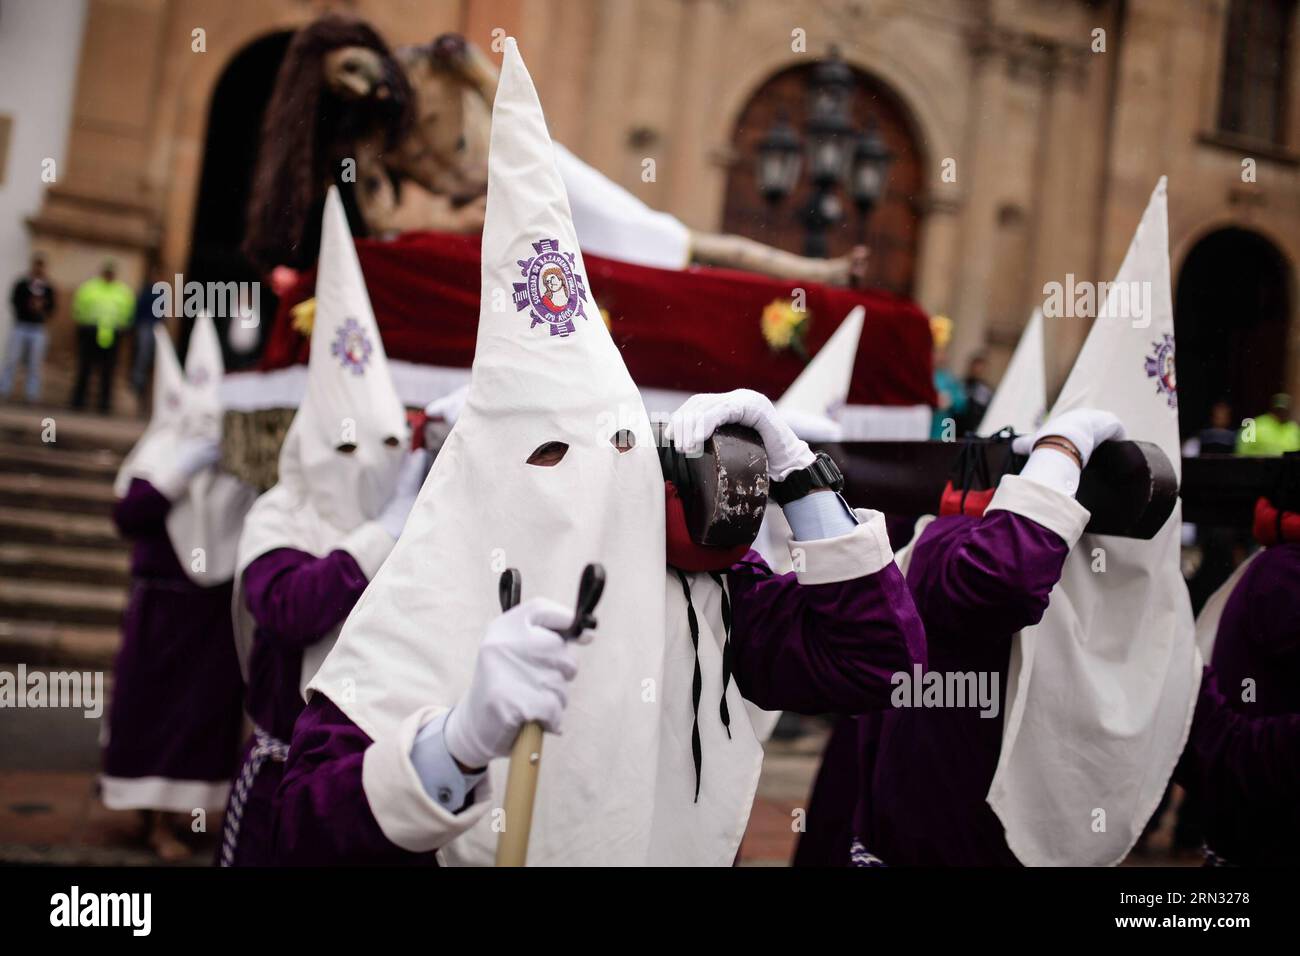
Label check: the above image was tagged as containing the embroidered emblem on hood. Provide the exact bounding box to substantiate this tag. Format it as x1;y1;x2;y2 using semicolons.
513;238;589;337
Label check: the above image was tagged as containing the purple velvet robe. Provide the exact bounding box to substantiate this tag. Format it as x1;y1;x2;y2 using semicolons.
1209;543;1300;715
1189;542;1300;865
797;517;1300;867
223;547;369;866
271;551;925;865
1173;665;1300;866
102;479;244;800
851;509;1066;866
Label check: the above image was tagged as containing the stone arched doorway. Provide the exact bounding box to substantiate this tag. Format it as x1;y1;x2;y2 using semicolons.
1174;227;1293;436
720;60;925;296
185;30;293;367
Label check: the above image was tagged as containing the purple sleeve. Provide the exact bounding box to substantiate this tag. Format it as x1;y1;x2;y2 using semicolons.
112;478;170;538
242;548;371;650
1175;666;1300;805
273;694;435;866
907;510;1068;641
725;553;926;714
1216;546;1300;664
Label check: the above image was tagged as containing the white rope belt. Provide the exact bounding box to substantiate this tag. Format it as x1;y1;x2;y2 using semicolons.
219;726;290;867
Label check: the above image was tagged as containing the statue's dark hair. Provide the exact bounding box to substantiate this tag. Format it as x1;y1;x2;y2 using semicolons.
242;15;412;273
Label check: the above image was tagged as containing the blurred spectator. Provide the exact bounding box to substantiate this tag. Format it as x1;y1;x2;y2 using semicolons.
131;267;167;414
1237;393;1300;456
71;259;135;413
1183;400;1237;457
1187;400;1252;610
0;253;56;402
929;314;967;439
958;351;993;435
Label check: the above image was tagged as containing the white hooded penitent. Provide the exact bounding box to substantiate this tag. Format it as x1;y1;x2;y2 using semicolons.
1192;551;1258;664
233;186;409;687
978;308;1046;437
986;178;1201;866
115;314;255;585
311;38;766;866
114;322;188;501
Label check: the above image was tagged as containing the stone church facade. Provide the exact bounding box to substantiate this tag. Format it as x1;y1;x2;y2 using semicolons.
14;0;1300;429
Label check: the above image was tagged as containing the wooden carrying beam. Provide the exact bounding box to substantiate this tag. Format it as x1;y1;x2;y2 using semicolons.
1180;454;1298;527
823;439;1179;539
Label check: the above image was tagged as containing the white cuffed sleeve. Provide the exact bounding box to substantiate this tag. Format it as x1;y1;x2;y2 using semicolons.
790;508;894;585
147;467;190;503
1018;446;1083;497
986;473;1091;548
362;705;494;854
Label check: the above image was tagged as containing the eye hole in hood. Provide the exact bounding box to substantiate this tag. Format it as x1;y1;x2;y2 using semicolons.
610;430;636;453
526;441;569;467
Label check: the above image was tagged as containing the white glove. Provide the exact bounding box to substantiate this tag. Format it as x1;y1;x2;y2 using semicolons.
443;597;581;771
151;437;221;500
667;389;816;481
1012;409;1126;497
424;384;469;426
1011;409;1126;465
377;449;431;539
175;437;221;479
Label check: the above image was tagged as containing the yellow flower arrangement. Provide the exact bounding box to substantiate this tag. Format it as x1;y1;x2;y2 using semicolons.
761;298;811;358
290;297;317;336
929;314;953;350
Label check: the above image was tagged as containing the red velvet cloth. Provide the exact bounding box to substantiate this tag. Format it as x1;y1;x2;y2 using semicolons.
260;230;935;407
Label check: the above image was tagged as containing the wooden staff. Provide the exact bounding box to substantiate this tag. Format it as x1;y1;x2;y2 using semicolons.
494;564;604;867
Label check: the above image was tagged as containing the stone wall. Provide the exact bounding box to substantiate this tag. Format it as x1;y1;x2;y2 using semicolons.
24;0;1300;411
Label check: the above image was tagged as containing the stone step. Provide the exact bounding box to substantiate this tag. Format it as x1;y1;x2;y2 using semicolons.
0;843;177;867
0;403;143;456
0;505;121;549
0;442;121;480
0;578;126;629
0;542;131;588
0;472;117;516
0;620;119;669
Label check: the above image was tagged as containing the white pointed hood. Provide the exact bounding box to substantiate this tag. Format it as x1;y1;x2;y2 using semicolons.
114;325;187;500
1193;550;1259;663
312;39;763;866
978;309;1046;436
987;178;1201;866
115;317;255;586
777;305;863;430
234;187;408;676
184;311;224;393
